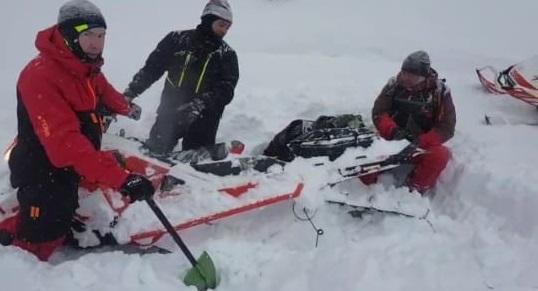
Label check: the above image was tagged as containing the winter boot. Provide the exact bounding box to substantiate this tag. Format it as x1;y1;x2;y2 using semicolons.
0;214;19;246
0;229;14;246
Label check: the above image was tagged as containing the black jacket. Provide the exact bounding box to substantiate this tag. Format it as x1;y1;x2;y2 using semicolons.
125;27;239;116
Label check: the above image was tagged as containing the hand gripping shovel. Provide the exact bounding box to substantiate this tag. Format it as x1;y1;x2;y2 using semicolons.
145;198;217;290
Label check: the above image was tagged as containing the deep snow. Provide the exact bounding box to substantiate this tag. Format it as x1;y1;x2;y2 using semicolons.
1;0;538;290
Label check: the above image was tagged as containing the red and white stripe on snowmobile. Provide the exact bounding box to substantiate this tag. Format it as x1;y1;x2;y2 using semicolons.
129;183;304;247
476;66;507;95
93;152;304;247
507;68;538;106
476;66;538;107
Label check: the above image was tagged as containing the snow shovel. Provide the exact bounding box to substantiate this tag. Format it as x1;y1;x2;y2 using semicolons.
145;198;217;290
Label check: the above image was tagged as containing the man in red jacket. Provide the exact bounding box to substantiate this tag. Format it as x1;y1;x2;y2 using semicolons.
0;0;155;261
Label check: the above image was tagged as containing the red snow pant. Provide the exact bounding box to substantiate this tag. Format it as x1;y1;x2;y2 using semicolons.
0;215;65;261
359;144;451;195
0;181;78;261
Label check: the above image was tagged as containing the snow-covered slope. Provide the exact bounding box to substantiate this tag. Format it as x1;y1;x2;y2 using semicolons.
1;0;538;290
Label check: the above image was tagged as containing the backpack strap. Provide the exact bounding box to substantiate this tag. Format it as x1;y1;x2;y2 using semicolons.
433;78;448;123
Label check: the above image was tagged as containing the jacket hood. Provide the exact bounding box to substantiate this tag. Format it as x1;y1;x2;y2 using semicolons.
35;25;103;77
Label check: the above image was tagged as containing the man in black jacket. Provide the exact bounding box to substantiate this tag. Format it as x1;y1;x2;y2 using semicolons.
124;0;239;155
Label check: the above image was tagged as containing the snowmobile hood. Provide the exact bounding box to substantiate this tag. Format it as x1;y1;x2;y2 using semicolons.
34;25;103;78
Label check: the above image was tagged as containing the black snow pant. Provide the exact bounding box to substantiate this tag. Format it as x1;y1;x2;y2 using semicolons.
16;179;79;244
8;140;80;245
146;106;221;154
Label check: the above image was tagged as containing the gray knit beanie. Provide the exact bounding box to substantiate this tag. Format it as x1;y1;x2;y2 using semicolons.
201;0;233;23
401;50;431;77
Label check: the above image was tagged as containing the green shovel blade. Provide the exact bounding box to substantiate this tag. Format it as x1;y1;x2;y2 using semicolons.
183;251;217;290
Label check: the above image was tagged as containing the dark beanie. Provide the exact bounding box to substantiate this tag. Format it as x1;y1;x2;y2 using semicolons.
401;50;431;77
200;14;222;31
57;0;107;60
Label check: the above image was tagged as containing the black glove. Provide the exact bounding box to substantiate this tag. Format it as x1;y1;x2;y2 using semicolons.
119;174;155;203
176;98;206;127
391;128;415;142
123;88;137;103
196;92;215;112
128;103;142;120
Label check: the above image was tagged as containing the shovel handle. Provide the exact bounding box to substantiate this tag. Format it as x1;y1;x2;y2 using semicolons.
145;198;198;266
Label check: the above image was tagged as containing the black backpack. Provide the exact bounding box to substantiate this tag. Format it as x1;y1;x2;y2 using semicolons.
287;114;375;161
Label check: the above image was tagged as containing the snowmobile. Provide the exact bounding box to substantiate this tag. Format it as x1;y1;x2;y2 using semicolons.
476;55;538;107
0;114;426;250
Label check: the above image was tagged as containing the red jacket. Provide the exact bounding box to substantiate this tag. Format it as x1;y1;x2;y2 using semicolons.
15;25;131;190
